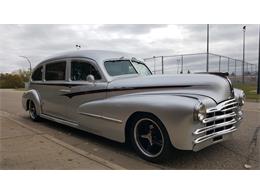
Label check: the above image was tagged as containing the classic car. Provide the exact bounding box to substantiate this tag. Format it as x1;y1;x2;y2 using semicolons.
22;50;245;162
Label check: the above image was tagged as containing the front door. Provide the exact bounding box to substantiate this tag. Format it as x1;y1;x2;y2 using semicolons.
63;59;107;121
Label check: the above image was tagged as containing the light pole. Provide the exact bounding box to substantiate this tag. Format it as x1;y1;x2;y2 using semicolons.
242;25;246;84
257;25;260;94
206;24;209;72
19;56;32;73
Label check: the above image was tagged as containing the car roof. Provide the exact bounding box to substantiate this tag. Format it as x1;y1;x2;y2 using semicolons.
34;49;145;82
39;50;134;65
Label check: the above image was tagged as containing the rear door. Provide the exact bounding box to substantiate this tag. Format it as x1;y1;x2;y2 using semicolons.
40;59;71;120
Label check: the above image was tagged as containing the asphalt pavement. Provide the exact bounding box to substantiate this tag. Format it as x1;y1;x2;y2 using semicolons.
0;89;259;169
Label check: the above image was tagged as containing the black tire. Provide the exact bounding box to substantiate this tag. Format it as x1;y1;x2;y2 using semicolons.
28;100;40;121
129;113;172;163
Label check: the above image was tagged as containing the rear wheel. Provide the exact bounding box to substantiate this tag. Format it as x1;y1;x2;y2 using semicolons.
129;114;172;162
28;100;40;121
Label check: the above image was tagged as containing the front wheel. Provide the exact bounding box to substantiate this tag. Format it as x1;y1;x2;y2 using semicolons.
28;100;40;121
129;114;172;162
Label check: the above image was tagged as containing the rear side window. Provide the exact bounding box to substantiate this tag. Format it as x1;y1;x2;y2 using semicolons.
32;66;43;81
45;61;66;81
71;60;101;81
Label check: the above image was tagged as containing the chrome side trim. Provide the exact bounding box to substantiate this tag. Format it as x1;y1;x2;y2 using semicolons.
193;118;237;135
40;113;79;127
194;126;237;144
79;112;123;124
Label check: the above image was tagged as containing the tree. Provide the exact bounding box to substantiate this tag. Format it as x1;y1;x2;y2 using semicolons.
0;69;30;88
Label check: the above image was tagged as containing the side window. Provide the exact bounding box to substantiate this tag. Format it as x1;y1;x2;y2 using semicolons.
71;60;101;81
32;66;43;81
45;61;66;81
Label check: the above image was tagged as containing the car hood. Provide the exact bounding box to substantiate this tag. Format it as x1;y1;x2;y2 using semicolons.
107;74;233;103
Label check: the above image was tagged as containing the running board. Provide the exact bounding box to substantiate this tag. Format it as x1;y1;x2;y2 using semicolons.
40;114;79;127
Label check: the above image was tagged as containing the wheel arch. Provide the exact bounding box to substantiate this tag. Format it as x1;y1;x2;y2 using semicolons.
22;89;41;114
124;111;167;144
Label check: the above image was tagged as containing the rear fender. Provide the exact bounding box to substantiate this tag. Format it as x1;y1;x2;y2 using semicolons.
22;89;41;114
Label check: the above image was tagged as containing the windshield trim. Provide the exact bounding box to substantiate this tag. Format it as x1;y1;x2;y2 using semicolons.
130;60;153;76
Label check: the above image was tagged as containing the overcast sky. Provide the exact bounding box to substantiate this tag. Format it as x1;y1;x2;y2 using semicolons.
0;24;259;73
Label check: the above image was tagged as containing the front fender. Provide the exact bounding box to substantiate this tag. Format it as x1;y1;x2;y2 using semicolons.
78;93;204;149
22;89;41;114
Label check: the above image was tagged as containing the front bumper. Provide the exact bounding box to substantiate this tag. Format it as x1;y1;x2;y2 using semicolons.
192;98;243;151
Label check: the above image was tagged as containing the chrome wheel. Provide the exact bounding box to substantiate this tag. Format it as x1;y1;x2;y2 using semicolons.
29;101;37;120
134;118;164;158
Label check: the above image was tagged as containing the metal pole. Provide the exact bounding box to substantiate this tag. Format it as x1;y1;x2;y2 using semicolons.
153;56;156;74
181;55;184;74
257;25;260;94
206;24;209;72
19;56;32;73
161;56;164;74
218;56;221;72
177;59;180;74
235;60;237;80
242;26;246;84
227;58;230;73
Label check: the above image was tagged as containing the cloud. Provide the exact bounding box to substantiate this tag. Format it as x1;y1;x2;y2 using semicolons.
98;24;168;35
0;24;258;73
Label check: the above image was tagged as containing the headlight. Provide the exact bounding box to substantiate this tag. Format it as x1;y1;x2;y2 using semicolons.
194;102;207;121
238;91;245;106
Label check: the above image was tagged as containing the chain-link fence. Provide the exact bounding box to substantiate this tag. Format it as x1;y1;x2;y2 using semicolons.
143;53;258;85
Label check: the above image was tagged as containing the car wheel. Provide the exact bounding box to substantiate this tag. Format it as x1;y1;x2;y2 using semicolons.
130;114;172;162
28;100;40;121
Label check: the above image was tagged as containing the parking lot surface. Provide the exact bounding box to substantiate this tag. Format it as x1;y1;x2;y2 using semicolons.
0;89;259;169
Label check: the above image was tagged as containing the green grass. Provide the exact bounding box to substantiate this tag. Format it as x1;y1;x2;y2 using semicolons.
233;83;260;102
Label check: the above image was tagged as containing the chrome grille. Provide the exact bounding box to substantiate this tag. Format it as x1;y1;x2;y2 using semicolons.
193;98;239;144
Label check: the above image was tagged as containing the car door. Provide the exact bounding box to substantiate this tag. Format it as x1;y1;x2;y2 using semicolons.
64;58;107;122
40;59;72;121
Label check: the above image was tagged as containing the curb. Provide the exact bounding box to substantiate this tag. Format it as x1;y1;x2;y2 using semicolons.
0;111;126;170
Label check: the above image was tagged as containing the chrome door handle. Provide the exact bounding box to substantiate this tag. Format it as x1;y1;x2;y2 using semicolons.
59;89;71;93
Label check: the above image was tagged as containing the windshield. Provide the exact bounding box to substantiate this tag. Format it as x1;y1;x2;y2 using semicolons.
104;60;152;76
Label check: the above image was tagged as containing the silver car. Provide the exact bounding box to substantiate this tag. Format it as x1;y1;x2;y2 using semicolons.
22;50;245;162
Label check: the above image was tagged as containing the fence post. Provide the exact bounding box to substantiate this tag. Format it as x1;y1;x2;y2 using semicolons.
153;56;156;74
234;60;237;81
206;24;209;72
219;56;221;72
227;58;230;73
256;25;260;94
181;55;184;74
161;56;164;74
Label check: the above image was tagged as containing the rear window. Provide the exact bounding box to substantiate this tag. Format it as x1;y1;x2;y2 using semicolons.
32;66;43;81
45;61;66;81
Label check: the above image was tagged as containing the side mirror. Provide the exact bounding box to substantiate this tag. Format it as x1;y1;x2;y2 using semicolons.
86;74;95;83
